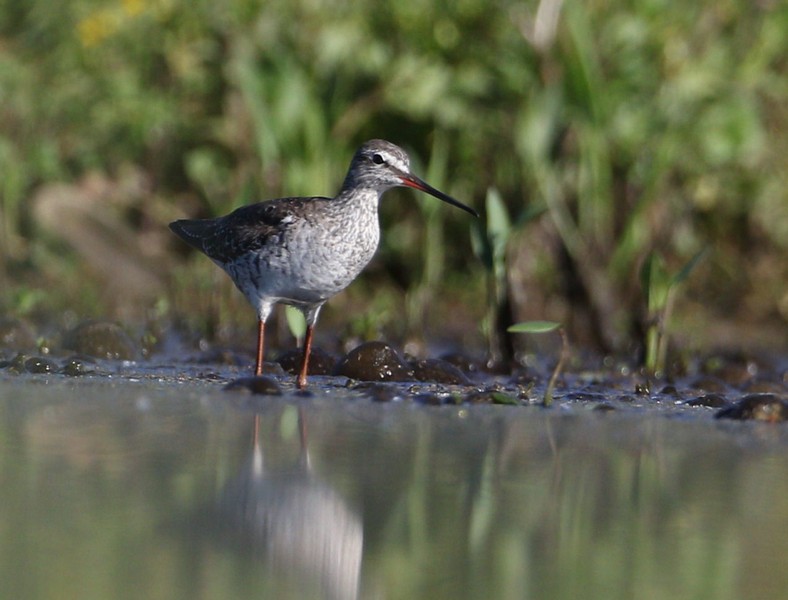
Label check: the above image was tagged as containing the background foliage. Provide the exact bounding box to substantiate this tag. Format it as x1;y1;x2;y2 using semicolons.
1;0;786;358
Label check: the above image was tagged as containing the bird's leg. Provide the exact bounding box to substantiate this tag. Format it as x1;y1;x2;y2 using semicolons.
255;318;265;376
296;304;323;389
296;323;314;389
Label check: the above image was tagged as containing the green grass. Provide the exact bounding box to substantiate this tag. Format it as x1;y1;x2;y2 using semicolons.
1;0;785;359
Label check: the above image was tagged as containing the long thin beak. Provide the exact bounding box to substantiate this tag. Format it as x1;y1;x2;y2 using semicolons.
400;173;479;218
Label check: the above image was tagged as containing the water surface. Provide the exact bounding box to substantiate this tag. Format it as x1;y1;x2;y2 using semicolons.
0;377;786;599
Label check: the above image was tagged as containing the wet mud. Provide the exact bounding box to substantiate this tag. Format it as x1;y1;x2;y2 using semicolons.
1;318;785;423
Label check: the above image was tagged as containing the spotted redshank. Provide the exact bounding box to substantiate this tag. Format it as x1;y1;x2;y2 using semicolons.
169;139;477;388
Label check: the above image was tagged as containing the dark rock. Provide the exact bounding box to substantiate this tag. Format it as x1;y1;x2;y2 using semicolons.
278;347;338;376
686;393;729;408
410;358;471;385
60;357;94;377
24;356;58;374
715;394;788;422
62;320;138;360
334;342;414;382
224;376;283;396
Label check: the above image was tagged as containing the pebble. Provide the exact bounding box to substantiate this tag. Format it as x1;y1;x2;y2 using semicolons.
334;342;415;382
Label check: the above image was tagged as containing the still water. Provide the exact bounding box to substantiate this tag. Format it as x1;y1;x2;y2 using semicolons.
0;377;785;600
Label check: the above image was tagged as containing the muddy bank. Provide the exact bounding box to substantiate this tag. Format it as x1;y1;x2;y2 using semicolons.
2;318;785;423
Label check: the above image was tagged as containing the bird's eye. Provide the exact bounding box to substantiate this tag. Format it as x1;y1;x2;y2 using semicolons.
371;153;385;165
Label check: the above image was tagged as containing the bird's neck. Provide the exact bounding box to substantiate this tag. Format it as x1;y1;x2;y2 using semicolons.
335;186;382;211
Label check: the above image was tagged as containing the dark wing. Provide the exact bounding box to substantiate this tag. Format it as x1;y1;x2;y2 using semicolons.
169;196;331;263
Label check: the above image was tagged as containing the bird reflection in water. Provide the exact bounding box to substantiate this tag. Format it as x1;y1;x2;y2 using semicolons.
216;409;363;600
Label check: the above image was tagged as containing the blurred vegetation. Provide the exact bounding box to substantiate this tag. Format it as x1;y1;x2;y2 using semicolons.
0;0;786;359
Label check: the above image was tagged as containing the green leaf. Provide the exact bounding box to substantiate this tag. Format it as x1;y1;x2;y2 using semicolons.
490;391;519;405
470;219;493;271
640;252;670;310
285;306;307;340
639;252;655;297
485;187;510;259
507;321;562;334
671;247;708;286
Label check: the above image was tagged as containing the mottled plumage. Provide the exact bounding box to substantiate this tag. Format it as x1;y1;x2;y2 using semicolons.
170;139;477;388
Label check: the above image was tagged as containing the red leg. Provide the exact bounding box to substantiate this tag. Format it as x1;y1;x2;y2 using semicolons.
255;318;265;376
296;323;314;389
